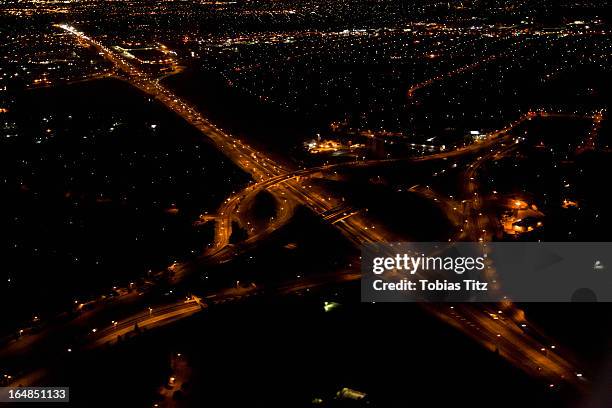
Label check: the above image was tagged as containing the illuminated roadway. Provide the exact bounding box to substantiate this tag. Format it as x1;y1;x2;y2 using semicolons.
60;23;587;388
19;25;587;390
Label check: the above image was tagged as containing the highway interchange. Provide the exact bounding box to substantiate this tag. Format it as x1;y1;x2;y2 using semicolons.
0;24;600;394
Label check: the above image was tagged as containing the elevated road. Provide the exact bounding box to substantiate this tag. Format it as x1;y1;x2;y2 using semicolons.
48;25;588;390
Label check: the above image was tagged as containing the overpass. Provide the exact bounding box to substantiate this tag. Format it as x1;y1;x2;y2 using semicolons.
51;24;587;389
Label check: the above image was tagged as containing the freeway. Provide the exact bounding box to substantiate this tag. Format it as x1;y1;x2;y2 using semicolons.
34;25;589;390
56;24;388;247
86;298;204;348
3;271;360;387
200;112;540;258
193;114;587;387
197;110;540;269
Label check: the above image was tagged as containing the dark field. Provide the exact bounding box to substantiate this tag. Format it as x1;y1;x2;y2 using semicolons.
1;79;249;328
